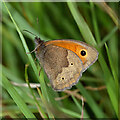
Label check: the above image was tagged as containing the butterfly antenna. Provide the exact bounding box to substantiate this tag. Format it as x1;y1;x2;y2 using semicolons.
23;29;41;54
23;29;38;37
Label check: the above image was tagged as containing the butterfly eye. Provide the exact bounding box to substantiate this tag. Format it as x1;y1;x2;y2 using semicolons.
71;63;73;65
62;77;64;80
80;50;87;56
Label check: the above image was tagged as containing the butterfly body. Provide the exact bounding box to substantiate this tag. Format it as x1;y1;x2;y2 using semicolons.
35;38;98;91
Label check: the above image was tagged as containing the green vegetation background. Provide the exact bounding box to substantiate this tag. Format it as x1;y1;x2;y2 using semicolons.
1;2;119;119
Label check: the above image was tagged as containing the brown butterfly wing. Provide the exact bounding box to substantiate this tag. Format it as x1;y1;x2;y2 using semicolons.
44;39;98;72
36;45;83;91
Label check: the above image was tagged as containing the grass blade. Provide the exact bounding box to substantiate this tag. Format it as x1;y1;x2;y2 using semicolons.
96;2;120;30
37;87;55;119
1;74;36;118
3;2;39;81
25;64;48;118
59;107;81;118
90;2;101;44
105;43;118;115
71;95;89;118
76;83;106;118
98;26;118;47
67;2;97;46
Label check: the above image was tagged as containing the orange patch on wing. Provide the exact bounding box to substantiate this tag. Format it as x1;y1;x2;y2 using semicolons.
45;40;87;64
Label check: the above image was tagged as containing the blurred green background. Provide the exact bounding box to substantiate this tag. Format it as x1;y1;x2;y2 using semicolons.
1;2;119;119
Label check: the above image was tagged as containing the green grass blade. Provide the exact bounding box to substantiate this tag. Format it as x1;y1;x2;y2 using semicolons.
96;3;120;30
3;2;39;81
90;2;101;44
71;95;89;118
1;65;41;105
67;2;97;46
59;107;81;118
105;43;118;115
98;26;118;47
25;64;48;118
2;105;39;114
37;87;55;119
1;74;36;118
39;69;50;101
2;65;24;83
105;43;118;90
2;3;48;40
45;3;81;39
2;26;28;63
76;83;106;118
98;51;118;116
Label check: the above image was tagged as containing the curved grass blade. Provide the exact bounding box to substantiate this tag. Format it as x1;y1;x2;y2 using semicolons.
59;107;81;118
1;74;36;118
25;64;48;118
67;2;97;46
3;2;39;81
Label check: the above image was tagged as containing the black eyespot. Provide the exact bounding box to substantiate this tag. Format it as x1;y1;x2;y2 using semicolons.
71;63;73;65
80;50;86;56
62;77;64;80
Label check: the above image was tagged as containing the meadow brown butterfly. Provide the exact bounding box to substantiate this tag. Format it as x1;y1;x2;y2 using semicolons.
34;37;98;91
